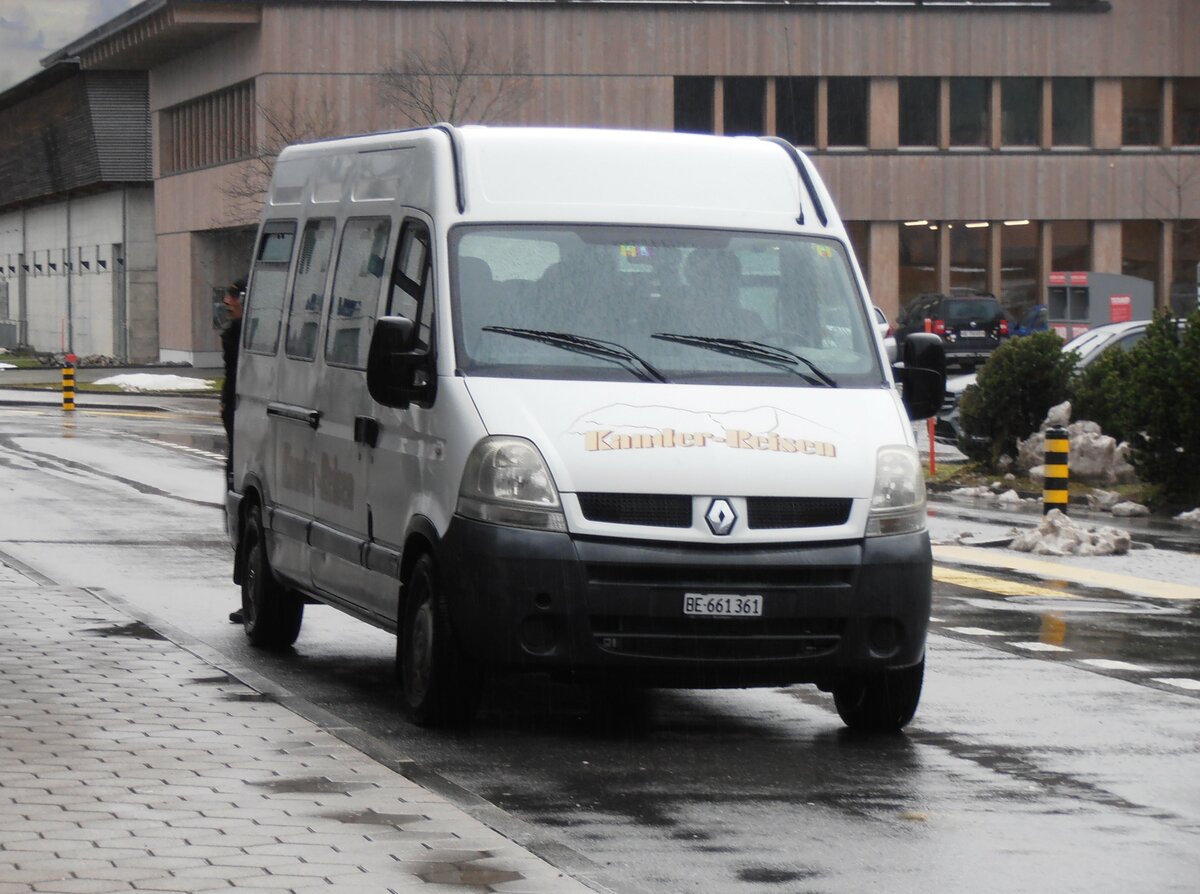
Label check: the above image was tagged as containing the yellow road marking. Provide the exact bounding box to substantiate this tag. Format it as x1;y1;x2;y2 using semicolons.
933;544;1200;601
933;566;1081;599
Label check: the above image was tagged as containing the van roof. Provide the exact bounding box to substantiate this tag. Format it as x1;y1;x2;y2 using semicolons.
273;125;838;232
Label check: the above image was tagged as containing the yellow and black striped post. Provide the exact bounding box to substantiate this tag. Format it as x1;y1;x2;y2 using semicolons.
61;362;76;412
1043;425;1069;514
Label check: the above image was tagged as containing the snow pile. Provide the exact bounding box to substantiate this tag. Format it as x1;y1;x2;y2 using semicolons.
1017;401;1137;487
1009;509;1131;556
93;373;214;392
1175;508;1200;526
949;485;1029;505
0;361;15;370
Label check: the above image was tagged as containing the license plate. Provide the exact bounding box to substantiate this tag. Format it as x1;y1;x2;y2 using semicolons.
959;330;986;338
683;593;763;617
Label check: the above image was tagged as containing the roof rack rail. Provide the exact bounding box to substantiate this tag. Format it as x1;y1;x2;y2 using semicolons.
760;136;827;227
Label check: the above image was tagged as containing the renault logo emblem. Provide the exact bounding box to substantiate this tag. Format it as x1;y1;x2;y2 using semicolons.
705;499;737;536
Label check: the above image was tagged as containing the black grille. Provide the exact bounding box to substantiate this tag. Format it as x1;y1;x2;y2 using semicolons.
746;497;852;529
591;615;843;661
577;493;692;527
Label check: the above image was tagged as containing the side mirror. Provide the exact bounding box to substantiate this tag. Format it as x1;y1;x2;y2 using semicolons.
894;332;946;420
366;316;435;409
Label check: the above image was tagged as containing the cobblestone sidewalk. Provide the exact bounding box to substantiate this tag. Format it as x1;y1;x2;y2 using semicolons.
0;561;598;893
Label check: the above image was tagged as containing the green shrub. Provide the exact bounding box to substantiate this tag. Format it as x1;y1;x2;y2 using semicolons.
1120;312;1200;504
958;331;1075;467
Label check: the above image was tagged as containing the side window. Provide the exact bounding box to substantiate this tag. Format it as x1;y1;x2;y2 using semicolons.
245;221;296;354
388;220;432;351
285;219;336;360
325;217;392;368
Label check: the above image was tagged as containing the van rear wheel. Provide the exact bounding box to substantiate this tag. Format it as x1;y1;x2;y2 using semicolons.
832;658;924;732
398;554;481;727
241;504;304;649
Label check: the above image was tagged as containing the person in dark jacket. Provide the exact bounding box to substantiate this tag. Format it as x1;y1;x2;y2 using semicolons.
221;279;246;623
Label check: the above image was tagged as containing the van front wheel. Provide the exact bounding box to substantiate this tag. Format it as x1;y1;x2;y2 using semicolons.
832;658;924;732
398;554;481;727
241;504;304;649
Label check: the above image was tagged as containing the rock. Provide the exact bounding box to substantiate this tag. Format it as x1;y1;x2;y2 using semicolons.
1004;472;1016;481
1111;501;1150;517
995;490;1023;504
1175;508;1200;525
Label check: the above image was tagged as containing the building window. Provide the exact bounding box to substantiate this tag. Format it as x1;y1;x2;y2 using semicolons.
1054;220;1091;272
1000;220;1039;318
1172;220;1200;314
1122;220;1159;288
1174;78;1200;146
899;78;939;147
776;77;816;146
1052;78;1092;146
1001;78;1040;146
161;81;254;176
1123;78;1163;146
950;223;989;293
827;77;868;146
950;78;990;147
899;223;938;310
724;77;765;136
674;77;714;134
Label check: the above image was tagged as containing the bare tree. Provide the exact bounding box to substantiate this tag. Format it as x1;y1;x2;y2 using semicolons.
379;28;533;127
220;97;341;223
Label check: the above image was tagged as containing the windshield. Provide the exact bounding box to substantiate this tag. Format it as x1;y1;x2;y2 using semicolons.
450;225;882;387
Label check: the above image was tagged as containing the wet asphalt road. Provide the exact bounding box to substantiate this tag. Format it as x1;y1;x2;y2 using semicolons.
0;398;1197;893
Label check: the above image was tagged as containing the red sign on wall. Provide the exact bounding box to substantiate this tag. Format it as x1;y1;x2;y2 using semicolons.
1110;294;1132;323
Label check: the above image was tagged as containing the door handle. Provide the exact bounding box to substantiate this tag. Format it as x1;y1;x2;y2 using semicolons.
354;416;380;448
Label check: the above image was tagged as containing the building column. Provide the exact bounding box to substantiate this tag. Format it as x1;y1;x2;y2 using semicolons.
816;78;828;149
764;78;777;135
990;79;1003;150
1160;219;1174;310
1092;220;1123;275
938;225;952;293
869;221;900;321
988;224;1002;300
1162;78;1175;148
1094;78;1123;149
713;77;725;135
1041;79;1054;149
938;77;951;150
1038;221;1054;301
870;78;898;150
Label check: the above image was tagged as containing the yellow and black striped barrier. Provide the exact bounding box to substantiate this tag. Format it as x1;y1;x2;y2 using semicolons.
61;364;76;412
1043;425;1069;514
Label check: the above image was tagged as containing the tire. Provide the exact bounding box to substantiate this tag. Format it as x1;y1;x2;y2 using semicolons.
240;504;304;649
833;658;924;733
398;554;481;728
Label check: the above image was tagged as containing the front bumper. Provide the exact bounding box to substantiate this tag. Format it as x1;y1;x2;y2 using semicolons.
438;516;931;688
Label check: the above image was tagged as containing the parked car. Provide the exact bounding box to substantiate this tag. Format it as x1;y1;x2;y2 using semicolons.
895;289;1009;371
934;318;1180;443
874;305;898;363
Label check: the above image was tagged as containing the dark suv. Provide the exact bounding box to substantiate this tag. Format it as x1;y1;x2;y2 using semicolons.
895;290;1008;371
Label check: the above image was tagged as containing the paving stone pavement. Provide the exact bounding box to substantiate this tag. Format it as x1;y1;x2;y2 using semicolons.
0;559;599;894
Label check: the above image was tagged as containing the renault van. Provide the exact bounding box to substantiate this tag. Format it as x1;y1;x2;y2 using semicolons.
226;126;946;731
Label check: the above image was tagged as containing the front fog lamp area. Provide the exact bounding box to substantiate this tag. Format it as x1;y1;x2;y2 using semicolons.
866;445;927;537
456;437;567;532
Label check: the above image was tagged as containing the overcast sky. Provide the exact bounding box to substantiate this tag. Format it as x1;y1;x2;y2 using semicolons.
0;0;144;92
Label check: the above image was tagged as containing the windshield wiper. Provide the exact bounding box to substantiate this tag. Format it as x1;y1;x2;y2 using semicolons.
651;333;837;387
482;326;669;383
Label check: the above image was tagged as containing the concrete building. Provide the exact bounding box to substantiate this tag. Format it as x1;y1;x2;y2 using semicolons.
6;0;1199;363
0;66;157;361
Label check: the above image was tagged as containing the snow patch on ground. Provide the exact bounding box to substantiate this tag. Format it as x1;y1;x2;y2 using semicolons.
0;362;15;370
1175;508;1200;526
92;373;214;392
1009;509;1131;556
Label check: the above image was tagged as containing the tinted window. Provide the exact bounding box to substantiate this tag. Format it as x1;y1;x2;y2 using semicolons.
245;222;296;355
285;219;335;360
326;217;391;368
944;298;1002;324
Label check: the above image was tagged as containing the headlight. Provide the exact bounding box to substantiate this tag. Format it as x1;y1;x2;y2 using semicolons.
866;445;926;537
457;437;567;532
